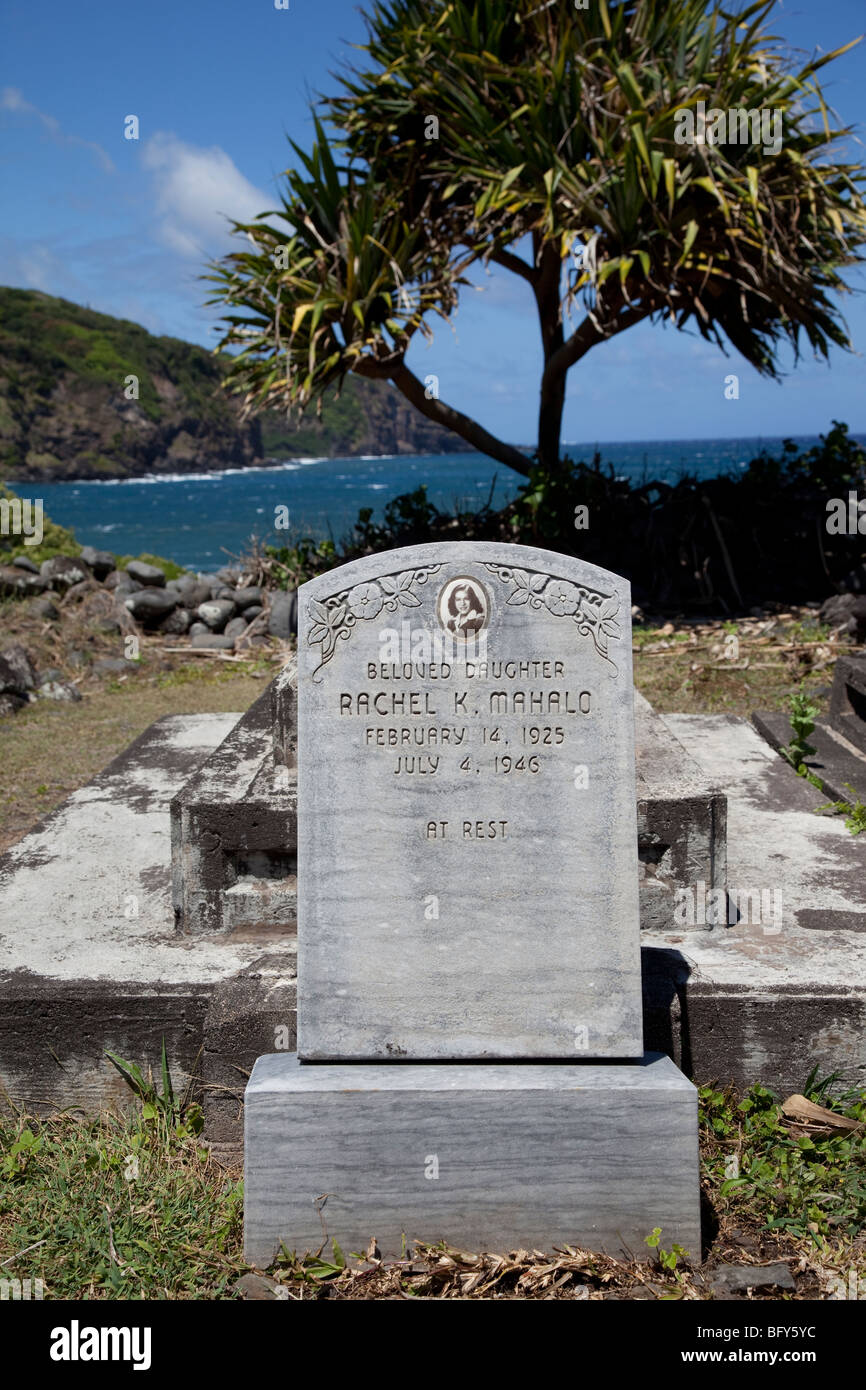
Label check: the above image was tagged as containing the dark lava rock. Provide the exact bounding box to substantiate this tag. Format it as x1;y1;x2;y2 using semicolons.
268;589;297;638
198;599;236;631
113;578;144;600
92;657;140;676
173;578;213;609
0;692;27;716
234;586;263;610
196;574;224;595
223;616;248;640
25;596;60;621
190;632;235;650
37;680;82;703
12;555;39;573
40;555;90;589
80;546;116;580
234;1273;289;1301
0;563;48;596
820;590;866;634
0;646;36;695
63;578;99;603
124;589;179;625
159;607;192;635
126;559;166;587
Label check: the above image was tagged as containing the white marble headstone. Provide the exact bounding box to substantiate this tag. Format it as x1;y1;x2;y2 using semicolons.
297;542;642;1059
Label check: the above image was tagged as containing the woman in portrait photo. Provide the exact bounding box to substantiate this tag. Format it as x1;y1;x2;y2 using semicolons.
446;582;484;637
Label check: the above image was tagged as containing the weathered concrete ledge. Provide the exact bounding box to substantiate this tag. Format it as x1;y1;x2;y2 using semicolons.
829;655;866;756
752;710;866;804
0;713;296;1152
1;704;863;1163
170;665;297;937
635;691;726;931
753;652;866;802
644;713;866;1092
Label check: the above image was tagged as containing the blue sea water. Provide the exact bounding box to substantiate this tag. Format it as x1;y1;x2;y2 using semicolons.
8;434;862;572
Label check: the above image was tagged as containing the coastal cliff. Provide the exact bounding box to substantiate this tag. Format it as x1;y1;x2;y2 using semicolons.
0;288;465;481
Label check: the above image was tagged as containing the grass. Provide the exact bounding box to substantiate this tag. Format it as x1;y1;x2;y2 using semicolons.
1;1067;863;1300
113;553;189;582
0;651;276;854
0;1106;245;1299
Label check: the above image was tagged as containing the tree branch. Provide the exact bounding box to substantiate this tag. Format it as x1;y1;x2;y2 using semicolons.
541;300;657;393
357;361;531;476
349;350;405;381
488;247;539;286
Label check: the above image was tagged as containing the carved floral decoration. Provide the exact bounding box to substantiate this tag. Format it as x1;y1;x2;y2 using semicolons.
306;565;442;678
482;563;621;672
306;559;622;678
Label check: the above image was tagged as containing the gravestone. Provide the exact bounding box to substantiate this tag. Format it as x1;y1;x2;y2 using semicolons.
297;543;642;1059
244;543;700;1264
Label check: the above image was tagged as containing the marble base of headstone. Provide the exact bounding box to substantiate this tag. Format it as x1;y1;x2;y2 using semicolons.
243;1052;701;1267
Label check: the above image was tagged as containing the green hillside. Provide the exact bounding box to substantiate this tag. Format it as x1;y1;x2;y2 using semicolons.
0;288;464;481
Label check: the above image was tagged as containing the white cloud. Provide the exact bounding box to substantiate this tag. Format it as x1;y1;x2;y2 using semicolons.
141;132;273;259
0;240;85;299
1;87;115;173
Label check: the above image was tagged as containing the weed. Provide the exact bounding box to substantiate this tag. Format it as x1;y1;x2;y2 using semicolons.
1;1127;42;1180
700;1073;866;1242
782;687;819;774
645;1226;690;1275
105;1039;203;1141
815;783;866;836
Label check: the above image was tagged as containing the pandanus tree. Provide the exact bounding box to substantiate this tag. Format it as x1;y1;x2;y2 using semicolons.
206;0;866;479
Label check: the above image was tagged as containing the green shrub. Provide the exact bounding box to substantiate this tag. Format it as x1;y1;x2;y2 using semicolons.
114;552;186;581
0;482;82;565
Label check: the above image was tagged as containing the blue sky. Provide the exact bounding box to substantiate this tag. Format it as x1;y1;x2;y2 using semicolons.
2;0;865;447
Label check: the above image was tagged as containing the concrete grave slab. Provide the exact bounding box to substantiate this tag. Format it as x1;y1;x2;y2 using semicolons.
753;653;866;803
752;709;866;805
644;713;866;1091
171;662;298;936
635;691;726;931
828;654;866;755
0;713;296;1129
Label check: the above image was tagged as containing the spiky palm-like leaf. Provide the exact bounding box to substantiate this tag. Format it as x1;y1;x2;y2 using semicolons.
207;1;866;475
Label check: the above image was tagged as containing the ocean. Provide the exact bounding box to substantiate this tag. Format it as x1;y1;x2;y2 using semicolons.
7;434;861;573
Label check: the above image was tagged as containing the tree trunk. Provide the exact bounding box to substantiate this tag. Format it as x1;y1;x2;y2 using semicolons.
534;238;566;474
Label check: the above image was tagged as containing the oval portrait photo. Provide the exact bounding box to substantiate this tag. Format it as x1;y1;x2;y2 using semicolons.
437;576;490;640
